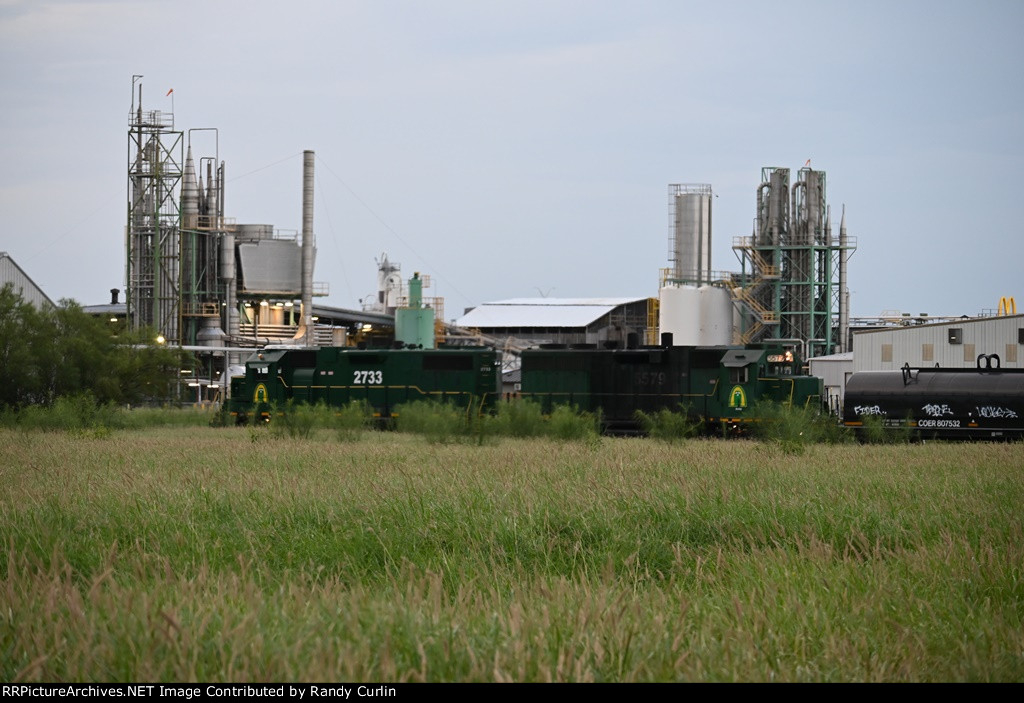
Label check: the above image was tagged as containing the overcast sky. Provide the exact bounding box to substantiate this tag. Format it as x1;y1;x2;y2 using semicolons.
1;0;1021;321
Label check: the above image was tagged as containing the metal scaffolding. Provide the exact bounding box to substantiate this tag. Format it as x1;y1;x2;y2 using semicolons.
126;76;183;345
731;166;856;358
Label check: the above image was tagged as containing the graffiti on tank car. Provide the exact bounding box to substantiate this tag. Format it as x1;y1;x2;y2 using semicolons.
854;405;883;416
922;403;954;417
976;406;1018;419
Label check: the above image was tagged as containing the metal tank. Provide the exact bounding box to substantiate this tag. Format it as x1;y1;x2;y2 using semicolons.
757;168;789;246
698;285;735;345
395;273;436;349
843;363;1024;440
668;184;712;285
659;284;733;346
658;285;703;346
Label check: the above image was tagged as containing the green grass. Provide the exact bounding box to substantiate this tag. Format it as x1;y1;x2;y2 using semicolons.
1;427;1021;682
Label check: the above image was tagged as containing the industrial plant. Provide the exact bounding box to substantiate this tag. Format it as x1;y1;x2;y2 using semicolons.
5;76;1017;421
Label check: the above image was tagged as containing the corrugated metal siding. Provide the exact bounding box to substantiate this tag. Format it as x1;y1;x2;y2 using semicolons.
0;253;54;309
852;315;1024;371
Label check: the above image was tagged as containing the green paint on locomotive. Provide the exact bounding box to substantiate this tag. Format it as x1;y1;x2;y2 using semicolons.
520;344;823;434
228;345;499;423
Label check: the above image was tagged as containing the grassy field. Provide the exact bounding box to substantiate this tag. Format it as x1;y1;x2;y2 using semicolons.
1;424;1022;682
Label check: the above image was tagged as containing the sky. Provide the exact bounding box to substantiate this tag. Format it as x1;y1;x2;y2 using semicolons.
1;0;1022;322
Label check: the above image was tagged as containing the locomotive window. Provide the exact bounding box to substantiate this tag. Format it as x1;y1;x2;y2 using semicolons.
729;367;749;384
422;355;473;371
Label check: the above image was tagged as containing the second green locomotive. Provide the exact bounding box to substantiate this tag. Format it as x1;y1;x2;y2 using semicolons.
519;342;823;434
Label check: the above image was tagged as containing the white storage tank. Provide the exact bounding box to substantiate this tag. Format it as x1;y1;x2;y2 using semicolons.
698;285;735;345
659;284;735;346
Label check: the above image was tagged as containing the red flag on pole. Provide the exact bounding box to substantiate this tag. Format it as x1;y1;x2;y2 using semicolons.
166;88;174;96
804;159;811;167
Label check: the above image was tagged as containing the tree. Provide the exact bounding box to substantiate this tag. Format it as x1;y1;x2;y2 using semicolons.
0;284;185;409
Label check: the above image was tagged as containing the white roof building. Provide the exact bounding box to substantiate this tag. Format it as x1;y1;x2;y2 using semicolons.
455;296;654;348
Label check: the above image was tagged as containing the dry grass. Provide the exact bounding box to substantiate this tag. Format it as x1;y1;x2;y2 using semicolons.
1;428;1022;682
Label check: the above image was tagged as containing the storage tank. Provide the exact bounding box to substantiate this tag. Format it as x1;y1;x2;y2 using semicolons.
660;284;735;346
698;285;734;345
395;273;435;349
659;285;702;346
669;184;712;285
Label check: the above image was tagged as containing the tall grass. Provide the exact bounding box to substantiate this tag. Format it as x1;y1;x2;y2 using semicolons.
391;398;600;444
392;399;475;444
0;393;219;433
752;402;854;453
1;429;1021;681
487;398;547;437
634;406;702;442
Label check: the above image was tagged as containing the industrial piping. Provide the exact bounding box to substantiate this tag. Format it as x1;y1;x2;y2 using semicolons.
295;150;315;345
838;205;849;353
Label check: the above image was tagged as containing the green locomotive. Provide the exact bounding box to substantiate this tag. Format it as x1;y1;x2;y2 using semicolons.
518;343;823;435
228;344;500;424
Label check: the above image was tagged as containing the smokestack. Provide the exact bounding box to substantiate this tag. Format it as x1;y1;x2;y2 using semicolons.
838;205;849;353
301;150;315;344
110;288;120;305
181;146;199;230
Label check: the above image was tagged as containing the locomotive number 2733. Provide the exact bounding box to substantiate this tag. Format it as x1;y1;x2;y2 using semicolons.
353;370;384;385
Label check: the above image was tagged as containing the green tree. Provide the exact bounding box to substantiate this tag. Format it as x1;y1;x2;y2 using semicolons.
0;284;185;409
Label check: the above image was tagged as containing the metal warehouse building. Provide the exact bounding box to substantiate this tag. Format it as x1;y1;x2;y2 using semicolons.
851;314;1023;372
454;297;655;350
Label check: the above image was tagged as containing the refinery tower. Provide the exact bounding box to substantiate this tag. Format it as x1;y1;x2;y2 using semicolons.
125;77;324;399
659;168;855;361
